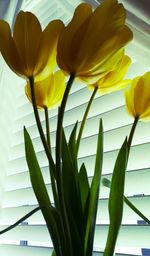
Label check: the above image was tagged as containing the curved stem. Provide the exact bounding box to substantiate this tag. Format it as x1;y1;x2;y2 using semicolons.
76;86;98;154
29;77;56;175
44;106;51;149
44;106;59;209
127;116;139;150
124;196;150;224
55;73;75;256
104;116;139;256
0;207;40;234
56;74;75;176
103;178;150;225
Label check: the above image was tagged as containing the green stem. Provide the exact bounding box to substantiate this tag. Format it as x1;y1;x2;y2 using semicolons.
44;106;59;209
55;73;75;256
103;178;150;226
104;116;139;256
76;86;98;154
127;116;139;150
29;77;56;175
56;74;75;176
0;207;40;234
44;106;51;149
124;196;150;224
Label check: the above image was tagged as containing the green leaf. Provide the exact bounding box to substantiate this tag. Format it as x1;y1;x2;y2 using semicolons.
68;121;78;156
103;178;150;225
68;121;78;170
104;137;128;256
51;250;56;256
102;177;111;188
78;163;90;213
124;197;150;225
62;128;78;197
61;128;84;255
84;119;103;256
24;127;61;256
78;163;90;239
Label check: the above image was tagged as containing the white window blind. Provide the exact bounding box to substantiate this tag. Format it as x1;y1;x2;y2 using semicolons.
0;0;150;256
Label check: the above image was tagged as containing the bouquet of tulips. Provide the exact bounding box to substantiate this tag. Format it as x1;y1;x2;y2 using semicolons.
0;0;149;255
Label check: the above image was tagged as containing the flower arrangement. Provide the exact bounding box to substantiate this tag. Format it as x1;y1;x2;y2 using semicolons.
0;0;149;255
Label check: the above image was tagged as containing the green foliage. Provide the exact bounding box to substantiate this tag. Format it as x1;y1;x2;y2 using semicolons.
104;138;128;256
61;119;103;256
84;119;103;256
62;126;84;256
103;177;150;225
24;127;63;256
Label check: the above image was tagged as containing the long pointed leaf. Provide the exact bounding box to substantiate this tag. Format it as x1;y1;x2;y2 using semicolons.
62;128;83;255
78;163;90;214
24;127;61;256
68;121;78;156
85;119;103;256
78;163;90;242
102;177;150;225
104;138;128;256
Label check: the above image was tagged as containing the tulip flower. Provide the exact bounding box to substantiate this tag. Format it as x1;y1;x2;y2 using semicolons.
125;72;150;121
57;0;133;83
89;55;132;94
0;11;64;79
25;70;65;109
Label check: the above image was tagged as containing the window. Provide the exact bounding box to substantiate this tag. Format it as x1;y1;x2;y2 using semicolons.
0;0;149;255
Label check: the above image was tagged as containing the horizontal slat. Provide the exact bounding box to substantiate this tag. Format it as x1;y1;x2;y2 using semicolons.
4;167;150;199
16;79;84;108
14;88;124;133
4;165;150;197
0;224;149;249
14;60;145;115
1;169;150;220
0;244;53;256
97;196;150;224
13;61;149;133
95;224;150;249
3;169;150;207
78;142;150;177
9;117;150;161
11;104;131;148
0;244;141;256
15;84;89;121
0;196;150;225
7;141;150;176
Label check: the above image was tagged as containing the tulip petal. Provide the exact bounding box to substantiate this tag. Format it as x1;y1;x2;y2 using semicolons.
99;79;131;95
96;55;131;88
124;90;135;118
25;76;53;109
57;0;133;81
124;77;138;118
47;70;65;108
134;73;150;116
57;3;92;73
140;108;150;121
0;20;24;77
13;11;42;77
79;25;133;74
25;70;65;109
77;0;126;64
88;54;131;93
35;20;64;79
78;49;124;83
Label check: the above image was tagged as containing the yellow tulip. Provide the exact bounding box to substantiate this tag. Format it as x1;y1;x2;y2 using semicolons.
25;70;65;110
57;0;133;83
125;72;150;121
88;55;132;94
0;11;64;79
